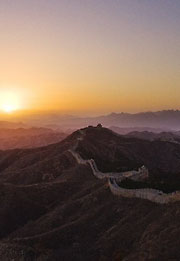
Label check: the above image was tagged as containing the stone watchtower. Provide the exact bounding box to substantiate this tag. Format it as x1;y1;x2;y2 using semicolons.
138;165;149;180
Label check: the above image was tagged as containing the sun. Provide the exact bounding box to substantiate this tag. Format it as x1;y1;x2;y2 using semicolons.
2;103;17;113
0;91;21;114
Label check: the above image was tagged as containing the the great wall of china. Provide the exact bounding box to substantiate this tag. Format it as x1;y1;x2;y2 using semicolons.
69;128;180;204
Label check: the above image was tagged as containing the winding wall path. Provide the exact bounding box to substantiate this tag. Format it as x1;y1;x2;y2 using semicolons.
69;129;180;204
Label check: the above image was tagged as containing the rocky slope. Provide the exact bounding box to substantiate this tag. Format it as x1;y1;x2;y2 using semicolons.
0;126;180;260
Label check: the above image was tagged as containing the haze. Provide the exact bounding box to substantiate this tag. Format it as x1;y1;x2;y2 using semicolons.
0;0;180;114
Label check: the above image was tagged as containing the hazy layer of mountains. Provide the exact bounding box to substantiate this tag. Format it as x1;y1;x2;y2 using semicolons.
0;121;26;129
2;110;180;150
111;126;180;143
0;126;180;260
126;130;180;142
3;110;180;132
8;109;180;131
0;125;67;150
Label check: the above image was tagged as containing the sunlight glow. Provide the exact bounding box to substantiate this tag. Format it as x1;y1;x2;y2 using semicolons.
0;91;21;114
2;104;17;113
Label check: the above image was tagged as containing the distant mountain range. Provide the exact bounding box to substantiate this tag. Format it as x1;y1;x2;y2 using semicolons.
0;127;67;150
80;110;180;130
0;121;26;129
126;131;180;143
2;110;180;131
15;110;180;131
110;126;170;134
110;126;180;143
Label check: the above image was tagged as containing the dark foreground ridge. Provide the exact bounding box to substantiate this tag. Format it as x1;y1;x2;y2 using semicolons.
0;126;180;260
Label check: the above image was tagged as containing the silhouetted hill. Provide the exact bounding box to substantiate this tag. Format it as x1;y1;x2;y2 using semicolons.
76;127;180;181
0;126;180;260
1;126;180;184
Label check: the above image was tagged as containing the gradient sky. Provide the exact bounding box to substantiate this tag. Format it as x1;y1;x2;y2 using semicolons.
0;0;179;115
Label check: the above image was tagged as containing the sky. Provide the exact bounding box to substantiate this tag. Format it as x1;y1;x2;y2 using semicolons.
0;0;179;115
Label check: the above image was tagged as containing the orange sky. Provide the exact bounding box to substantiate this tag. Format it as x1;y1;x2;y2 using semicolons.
0;0;179;115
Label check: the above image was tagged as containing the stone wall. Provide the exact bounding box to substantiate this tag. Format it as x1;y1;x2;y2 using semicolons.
70;129;180;204
108;178;180;204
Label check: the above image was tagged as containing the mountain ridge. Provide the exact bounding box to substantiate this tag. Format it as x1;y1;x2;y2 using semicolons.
0;126;180;260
